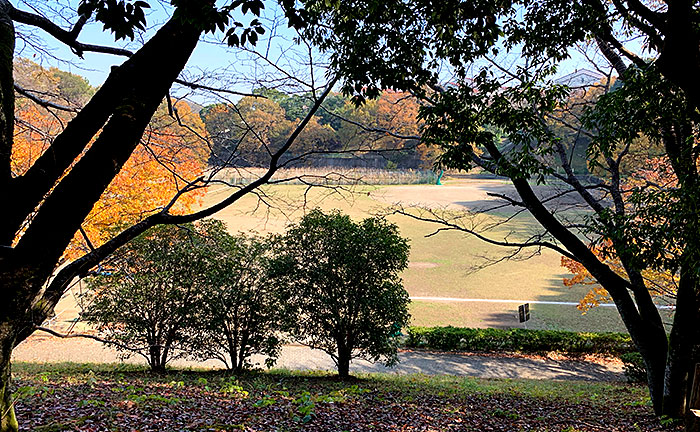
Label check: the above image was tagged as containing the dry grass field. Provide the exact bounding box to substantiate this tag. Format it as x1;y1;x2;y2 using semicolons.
195;174;650;333
45;173;672;334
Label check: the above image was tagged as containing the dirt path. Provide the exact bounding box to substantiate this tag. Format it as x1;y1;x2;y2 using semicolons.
12;336;624;382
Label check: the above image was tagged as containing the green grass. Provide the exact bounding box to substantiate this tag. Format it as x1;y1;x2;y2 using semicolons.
14;362;671;432
408;301;629;332
11;361;649;408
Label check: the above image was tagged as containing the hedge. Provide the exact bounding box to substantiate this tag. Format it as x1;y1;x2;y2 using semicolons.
619;352;647;383
404;326;636;357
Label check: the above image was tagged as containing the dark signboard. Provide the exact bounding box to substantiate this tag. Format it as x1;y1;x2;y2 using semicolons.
518;303;530;323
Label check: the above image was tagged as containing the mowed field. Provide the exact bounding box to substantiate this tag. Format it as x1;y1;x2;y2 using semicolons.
199;176;649;333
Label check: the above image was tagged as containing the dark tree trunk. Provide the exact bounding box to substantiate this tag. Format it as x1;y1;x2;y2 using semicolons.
0;0;13;190
225;329;238;372
0;324;17;432
686;364;700;432
149;343;163;372
664;259;700;418
665;309;692;416
236;331;249;374
337;343;351;379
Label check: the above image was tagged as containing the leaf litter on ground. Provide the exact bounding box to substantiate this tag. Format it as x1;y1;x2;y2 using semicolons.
11;363;681;432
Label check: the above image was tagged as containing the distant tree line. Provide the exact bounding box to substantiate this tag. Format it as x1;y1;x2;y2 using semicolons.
200;88;439;169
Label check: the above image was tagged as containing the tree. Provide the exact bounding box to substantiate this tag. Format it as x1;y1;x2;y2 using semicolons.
300;0;700;422
202;97;293;167
12;60;208;259
82;223;209;371
0;1;336;429
188;221;284;372
273;209;410;378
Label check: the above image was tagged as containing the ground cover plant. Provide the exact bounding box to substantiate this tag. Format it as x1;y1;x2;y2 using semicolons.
11;362;680;432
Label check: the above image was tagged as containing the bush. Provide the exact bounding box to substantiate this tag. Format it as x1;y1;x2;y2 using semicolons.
188;221;284;372
620;352;647;383
83;224;210;371
273;209;411;378
83;220;286;372
405;326;636;357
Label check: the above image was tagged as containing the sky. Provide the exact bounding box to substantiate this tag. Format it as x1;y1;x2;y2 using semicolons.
12;0;617;106
13;0;325;105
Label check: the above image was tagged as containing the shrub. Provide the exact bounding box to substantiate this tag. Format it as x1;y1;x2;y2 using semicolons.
405;326;636;357
620;352;647;383
189;221;284;372
273;209;411;378
84;220;286;372
83;224;210;371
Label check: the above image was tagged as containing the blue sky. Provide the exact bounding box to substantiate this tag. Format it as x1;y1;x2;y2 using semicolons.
13;0;321;104
12;0;615;105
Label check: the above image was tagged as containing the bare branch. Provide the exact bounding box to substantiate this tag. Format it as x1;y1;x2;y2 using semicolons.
393;207;578;261
9;6;133;58
14;83;79;112
33;326;149;362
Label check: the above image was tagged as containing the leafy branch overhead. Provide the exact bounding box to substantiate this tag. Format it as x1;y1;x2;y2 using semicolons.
77;0;277;45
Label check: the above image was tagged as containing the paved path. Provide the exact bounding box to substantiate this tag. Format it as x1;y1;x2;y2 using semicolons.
12;336;624;382
410;296;675;310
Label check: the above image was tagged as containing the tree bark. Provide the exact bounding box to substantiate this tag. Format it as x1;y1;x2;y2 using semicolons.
664;255;700;419
0;323;18;432
686;364;700;432
337;342;351;378
0;0;13;189
148;342;163;372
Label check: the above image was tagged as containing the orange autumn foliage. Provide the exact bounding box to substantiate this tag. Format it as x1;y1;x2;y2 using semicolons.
562;156;678;311
561;240;626;311
12;100;208;260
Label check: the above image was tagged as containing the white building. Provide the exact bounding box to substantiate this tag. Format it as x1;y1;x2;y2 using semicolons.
554;69;605;88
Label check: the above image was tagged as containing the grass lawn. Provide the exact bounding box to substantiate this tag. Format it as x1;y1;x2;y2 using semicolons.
12;362;678;432
199;180;640;333
408;301;629;332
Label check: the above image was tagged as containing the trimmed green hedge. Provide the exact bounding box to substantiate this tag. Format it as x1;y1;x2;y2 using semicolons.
404;326;636;356
620;352;647;383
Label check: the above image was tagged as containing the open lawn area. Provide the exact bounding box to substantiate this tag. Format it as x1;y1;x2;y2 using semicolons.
13;362;676;432
43;176;673;337
194;177;672;334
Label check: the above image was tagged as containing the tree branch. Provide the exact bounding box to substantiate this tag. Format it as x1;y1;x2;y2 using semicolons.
14;84;79;112
42;77;339;308
16;14;204;314
8;5;133;58
33;326;149;360
394;207;578;260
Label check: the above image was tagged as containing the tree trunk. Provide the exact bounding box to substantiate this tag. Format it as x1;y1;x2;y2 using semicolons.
686;364;700;432
149;343;164;372
337;343;351;379
645;346;670;415
664;260;700;417
0;0;14;190
0;324;18;432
